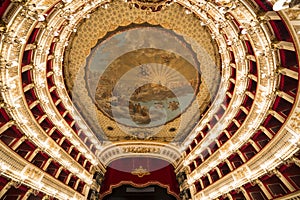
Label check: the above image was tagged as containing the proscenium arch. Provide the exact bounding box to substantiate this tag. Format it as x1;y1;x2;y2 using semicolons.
97;142;182;167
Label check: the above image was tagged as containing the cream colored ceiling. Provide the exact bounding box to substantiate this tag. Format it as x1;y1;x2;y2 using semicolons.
63;0;221;143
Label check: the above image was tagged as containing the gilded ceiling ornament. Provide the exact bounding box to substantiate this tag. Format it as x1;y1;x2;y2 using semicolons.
131;166;151;177
123;146;160;153
127;0;173;12
290;110;300;132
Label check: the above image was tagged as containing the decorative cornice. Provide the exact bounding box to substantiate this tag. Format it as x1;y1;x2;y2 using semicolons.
98;142;181;166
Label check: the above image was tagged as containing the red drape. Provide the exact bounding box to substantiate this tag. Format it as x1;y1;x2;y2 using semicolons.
100;158;180;199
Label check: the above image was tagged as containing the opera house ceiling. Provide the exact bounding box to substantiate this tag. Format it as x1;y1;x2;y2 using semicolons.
64;1;221;147
0;0;300;199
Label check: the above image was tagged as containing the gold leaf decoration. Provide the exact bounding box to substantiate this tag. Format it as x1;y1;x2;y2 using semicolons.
131;166;151;177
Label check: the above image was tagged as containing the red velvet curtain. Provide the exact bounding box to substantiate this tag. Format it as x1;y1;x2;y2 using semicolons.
100;158;180;199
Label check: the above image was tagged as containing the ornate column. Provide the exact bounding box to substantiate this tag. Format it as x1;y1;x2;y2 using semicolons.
255;179;273;199
225;159;234;171
0;181;14;199
88;171;104;200
237;150;247;163
207;173;213;184
240;186;252;200
176;171;191;200
272;169;296;192
216;167;223;178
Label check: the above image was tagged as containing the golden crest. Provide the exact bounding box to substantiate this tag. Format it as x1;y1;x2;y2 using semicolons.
131;166;151;177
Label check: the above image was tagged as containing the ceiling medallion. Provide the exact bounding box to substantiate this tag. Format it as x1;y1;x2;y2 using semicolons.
131;166;151;177
126;0;173;12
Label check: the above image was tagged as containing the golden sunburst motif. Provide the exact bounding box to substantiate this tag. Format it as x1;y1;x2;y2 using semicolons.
131;166;151;178
86;26;201;129
91;49;200;128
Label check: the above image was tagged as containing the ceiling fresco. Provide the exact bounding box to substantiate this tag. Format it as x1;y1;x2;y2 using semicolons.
85;26;201;128
64;0;221;144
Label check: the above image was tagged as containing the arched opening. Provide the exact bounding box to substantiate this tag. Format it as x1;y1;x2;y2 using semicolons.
99;158;180;199
103;185;177;200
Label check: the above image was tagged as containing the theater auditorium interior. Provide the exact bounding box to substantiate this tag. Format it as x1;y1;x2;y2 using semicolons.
0;0;300;199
